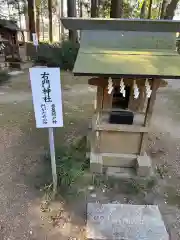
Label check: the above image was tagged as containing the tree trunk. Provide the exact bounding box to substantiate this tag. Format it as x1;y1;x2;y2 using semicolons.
17;0;22;29
91;0;98;17
61;0;64;38
76;0;80;17
25;9;29;42
36;6;40;40
58;18;61;42
41;10;45;41
7;1;11;20
80;1;83;17
27;0;36;41
48;0;53;42
16;0;25;43
157;2;161;19
164;0;179;19
67;0;77;43
160;0;168;19
110;0;123;18
147;0;152;18
140;0;146;19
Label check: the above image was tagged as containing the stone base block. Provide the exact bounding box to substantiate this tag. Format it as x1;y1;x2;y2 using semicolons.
90;152;103;174
102;153;136;167
106;166;136;178
136;153;152;177
90;162;103;174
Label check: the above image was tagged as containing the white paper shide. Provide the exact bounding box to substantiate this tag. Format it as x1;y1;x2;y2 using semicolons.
29;68;63;128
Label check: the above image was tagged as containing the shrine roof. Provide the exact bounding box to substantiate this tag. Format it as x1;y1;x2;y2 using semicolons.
0;19;19;31
61;18;180;79
61;18;180;32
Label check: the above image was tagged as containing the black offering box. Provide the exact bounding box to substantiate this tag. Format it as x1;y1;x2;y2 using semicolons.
109;110;134;125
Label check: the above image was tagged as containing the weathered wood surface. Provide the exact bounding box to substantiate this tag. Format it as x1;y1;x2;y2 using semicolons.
139;79;160;155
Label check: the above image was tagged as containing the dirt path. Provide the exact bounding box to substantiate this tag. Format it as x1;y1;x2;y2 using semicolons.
0;72;48;240
146;80;180;240
1;72;180;239
0;71;94;240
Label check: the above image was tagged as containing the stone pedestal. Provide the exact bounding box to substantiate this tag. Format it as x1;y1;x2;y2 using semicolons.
137;154;153;177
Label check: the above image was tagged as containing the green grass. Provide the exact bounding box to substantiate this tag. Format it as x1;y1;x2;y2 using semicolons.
44;136;90;200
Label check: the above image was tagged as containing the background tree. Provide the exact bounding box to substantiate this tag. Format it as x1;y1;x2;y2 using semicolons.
5;0;27;27
91;0;98;17
40;4;45;40
160;0;169;18
9;0;22;28
35;0;41;40
27;0;35;41
0;0;178;44
48;0;53;42
16;0;22;28
67;0;77;43
110;0;123;18
7;0;11;19
94;0;132;18
80;0;83;17
82;0;91;17
140;0;146;18
147;0;153;18
164;0;179;19
61;0;65;37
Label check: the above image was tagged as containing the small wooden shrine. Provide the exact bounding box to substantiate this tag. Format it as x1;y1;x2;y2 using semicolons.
0;19;21;66
61;18;180;177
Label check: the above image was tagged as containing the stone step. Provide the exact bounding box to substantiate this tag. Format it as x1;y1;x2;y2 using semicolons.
102;153;137;167
86;203;169;240
106;166;136;179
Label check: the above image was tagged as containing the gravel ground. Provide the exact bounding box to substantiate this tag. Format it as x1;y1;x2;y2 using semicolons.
0;71;93;240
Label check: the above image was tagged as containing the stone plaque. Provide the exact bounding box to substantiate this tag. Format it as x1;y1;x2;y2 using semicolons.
87;203;169;240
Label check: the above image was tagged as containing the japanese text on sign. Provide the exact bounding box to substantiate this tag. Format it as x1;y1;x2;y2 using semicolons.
41;72;52;103
29;68;63;128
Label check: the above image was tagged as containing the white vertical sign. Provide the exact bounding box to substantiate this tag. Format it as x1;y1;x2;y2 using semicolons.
32;33;38;46
29;67;63;195
29;67;63;128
